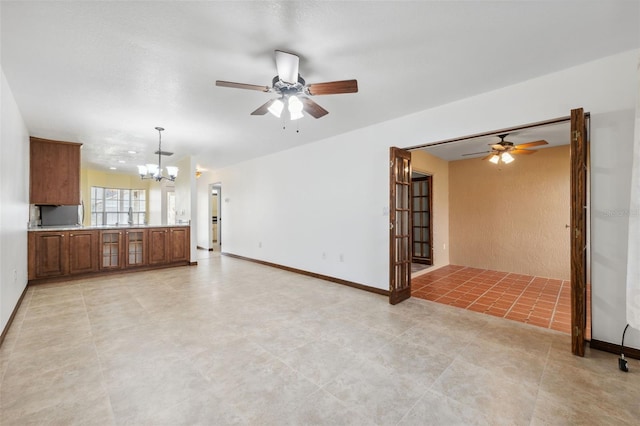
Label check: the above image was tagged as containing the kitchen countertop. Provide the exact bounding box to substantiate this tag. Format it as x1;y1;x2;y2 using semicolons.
28;223;190;232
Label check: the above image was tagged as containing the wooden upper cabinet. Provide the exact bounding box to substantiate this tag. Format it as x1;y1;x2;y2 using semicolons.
30;137;82;205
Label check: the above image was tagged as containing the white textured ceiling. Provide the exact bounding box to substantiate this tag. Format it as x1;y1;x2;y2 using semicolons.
1;1;638;174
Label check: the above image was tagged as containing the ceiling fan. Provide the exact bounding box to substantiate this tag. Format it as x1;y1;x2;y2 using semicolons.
215;50;358;120
462;134;548;164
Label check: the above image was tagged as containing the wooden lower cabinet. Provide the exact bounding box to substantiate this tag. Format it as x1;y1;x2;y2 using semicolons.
125;229;147;267
29;231;68;279
148;228;170;265
69;231;99;274
29;226;189;282
169;227;189;262
100;230;124;270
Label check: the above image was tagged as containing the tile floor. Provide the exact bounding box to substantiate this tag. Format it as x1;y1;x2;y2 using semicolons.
412;265;582;335
1;252;637;425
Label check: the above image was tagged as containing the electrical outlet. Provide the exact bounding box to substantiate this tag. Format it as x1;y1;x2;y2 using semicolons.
322;252;326;260
13;269;17;283
339;254;344;262
258;241;262;248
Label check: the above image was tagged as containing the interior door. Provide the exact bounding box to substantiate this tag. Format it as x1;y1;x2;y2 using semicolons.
570;108;588;356
411;174;433;265
389;147;412;304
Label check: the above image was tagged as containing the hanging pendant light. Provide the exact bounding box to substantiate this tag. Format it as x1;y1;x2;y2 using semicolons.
137;127;179;182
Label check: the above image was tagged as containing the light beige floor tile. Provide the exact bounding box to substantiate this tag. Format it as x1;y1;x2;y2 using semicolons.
398;388;492;426
430;358;538;425
323;354;430;425
2;252;639;425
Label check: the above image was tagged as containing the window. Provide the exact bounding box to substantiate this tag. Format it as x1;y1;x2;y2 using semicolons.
91;187;146;226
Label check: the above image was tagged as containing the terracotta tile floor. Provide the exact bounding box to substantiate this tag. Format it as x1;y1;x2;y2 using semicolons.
412;265;577;334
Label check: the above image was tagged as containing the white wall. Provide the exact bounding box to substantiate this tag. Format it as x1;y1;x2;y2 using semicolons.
174;155;197;262
0;68;30;335
198;50;639;349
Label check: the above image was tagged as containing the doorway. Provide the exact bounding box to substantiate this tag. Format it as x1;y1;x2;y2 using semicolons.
411;172;433;268
167;191;176;225
209;183;222;251
391;111;590;355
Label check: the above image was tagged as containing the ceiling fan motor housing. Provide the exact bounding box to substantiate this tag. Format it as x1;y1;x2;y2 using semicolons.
272;75;306;97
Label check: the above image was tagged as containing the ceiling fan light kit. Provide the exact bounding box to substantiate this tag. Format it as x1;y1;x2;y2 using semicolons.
137;127;179;182
463;133;549;165
216;49;358;121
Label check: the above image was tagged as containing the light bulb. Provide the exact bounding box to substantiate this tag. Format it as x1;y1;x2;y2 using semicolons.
489;155;500;164
146;164;159;177
166;166;179;179
502;152;514;164
137;165;148;176
288;95;303;113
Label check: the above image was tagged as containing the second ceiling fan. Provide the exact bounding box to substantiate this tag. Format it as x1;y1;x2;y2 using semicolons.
216;50;358;120
462;134;548;164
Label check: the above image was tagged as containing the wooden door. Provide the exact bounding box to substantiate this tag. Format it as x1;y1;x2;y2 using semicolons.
69;231;98;274
570;108;588;356
149;228;169;265
389;147;412;305
411;175;433;265
170;227;189;262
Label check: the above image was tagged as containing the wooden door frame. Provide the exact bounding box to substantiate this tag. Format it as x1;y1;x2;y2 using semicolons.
570;108;588;356
398;112;590;354
411;172;434;265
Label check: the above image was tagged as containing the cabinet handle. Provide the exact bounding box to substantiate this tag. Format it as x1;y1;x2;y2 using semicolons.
61;234;65;237
70;234;73;236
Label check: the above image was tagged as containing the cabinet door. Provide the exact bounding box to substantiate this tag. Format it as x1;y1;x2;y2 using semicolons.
100;231;124;270
148;228;169;265
30;138;81;205
125;229;147;267
33;232;68;278
169;227;189;263
69;231;99;274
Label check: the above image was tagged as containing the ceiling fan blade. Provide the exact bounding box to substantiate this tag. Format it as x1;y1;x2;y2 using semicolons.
515;140;548;149
307;79;358;95
275;50;299;85
511;148;536;155
461;151;490;157
216;80;271;92
300;97;329;119
250;99;276;116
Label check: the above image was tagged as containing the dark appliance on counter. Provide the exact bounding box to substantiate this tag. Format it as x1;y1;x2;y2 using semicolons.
40;205;80;226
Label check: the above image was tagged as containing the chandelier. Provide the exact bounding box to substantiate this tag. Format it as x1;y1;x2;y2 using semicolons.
137;127;178;182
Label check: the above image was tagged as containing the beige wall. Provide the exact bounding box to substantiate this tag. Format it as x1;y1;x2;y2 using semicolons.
448;145;570;280
411;150;450;270
80;168;151;226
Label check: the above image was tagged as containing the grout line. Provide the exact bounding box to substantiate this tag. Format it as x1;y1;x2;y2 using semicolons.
412;268;571;334
503;273;536;318
548;280;566;330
